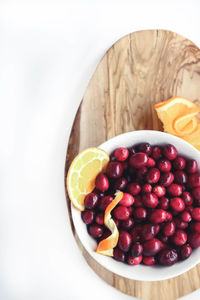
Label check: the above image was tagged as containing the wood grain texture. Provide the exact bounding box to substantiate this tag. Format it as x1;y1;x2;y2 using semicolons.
65;30;200;300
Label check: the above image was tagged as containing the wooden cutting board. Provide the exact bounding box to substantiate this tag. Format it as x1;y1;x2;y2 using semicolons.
65;30;200;300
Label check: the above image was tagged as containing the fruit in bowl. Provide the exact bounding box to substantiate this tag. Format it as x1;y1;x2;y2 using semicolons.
67;130;200;281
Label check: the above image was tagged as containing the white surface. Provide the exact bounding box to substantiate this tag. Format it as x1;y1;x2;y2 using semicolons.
72;131;200;281
1;0;200;299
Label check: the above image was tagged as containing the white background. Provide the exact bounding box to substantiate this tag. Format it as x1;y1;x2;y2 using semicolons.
1;0;200;299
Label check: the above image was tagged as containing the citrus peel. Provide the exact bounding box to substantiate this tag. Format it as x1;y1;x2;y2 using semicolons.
154;97;200;150
96;191;123;256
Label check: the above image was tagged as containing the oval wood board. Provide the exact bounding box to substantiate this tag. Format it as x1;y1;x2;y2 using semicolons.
65;30;200;300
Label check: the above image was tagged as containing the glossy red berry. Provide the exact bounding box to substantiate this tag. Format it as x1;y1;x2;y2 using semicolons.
170;197;185;212
172;229;187;246
192;187;200;202
95;212;104;225
114;147;129;161
173;157;186;170
146;168;160;184
188;173;200;188
149;209;167;224
159;197;169;210
137;143;152;155
181;211;192;223
174;218;188;229
98;195;113;211
162;221;175;236
129;146;136;155
113;206;130;220
180;244;192;260
127;182;141;196
106;161;123;179
151;146;162;160
143;238;162;256
84;193;99;209
114;177;128;190
142;183;152;193
190;221;200;233
118;230;132;252
174;171;188;185
159;172;174;187
134;195;143;207
167;184;182;196
142;193;158;208
137;166;148;179
188;232;200;248
153;185;166;197
81;210;95;224
134;207;147;221
162;144;178;160
141;224;158;241
143;256;156;265
146;157;156;167
158;249;178;265
157;159;172;172
127;255;142;265
129;152;148;168
131;225;142;242
121;217;134;230
182;192;193;206
95;173;109;192
166;211;172;221
191;207;200;221
88;224;103;238
113;247;126;262
186;159;198;174
131;243;143;257
119;193;134;207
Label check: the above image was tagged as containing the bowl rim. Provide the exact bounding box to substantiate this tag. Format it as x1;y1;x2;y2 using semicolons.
71;130;200;281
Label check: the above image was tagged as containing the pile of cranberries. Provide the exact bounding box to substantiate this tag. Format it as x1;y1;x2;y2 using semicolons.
81;143;200;266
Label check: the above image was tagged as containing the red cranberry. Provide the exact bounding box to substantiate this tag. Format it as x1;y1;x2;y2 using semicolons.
174;218;188;229
170;197;185;212
129;145;136;155
127;206;133;215
181;211;192;223
146;157;156;167
185;206;194;215
127;255;142;265
191;207;200;221
95;212;104;225
88;224;103;238
162;221;175;237
158;234;169;244
113;247;126;262
95;173;109;192
192;187;200;202
174;171;188;185
134;207;147;221
143;238;162;256
127;182;141;196
99;230;111;241
119;193;134;207
129;152;148;168
186;159;198;173
163;144;178;160
188;232;200;248
159;172;174;187
84;193;99;209
114;147;129;161
159;197;169;210
113;205;130;220
166;211;172;221
131;225;142;242
149;209;167;224
118;230;132;252
142;193;158;208
151;146;162;160
167;184;182;196
182;192;193;206
131;242;143;257
155;224;160;234
146;168;160;184
121;217;134;230
114;177;128;190
173;157;186;170
106;161;123;179
113;218;120;228
143;256;156;265
180;244;192;260
142;183;152;193
134;195;143;207
99;196;113;211
157;159;172;172
188;173;200;188
158;249;178;265
81;210;95;224
137;166;148;179
137;143;152;155
141;224;158;241
172;229;187;246
153;185;166;197
190;221;200;233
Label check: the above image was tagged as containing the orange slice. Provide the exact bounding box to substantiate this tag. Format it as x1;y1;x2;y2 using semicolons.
67;148;110;211
173;108;200;136
96;191;123;256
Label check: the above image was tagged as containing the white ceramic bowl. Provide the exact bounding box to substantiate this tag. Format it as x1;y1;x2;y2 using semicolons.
71;130;200;281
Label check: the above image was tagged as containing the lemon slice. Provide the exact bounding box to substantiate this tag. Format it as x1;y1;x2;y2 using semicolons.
67;148;110;211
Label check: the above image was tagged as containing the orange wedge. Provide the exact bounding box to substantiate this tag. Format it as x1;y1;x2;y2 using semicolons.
96;191;123;256
67;148;110;211
173;108;200;136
